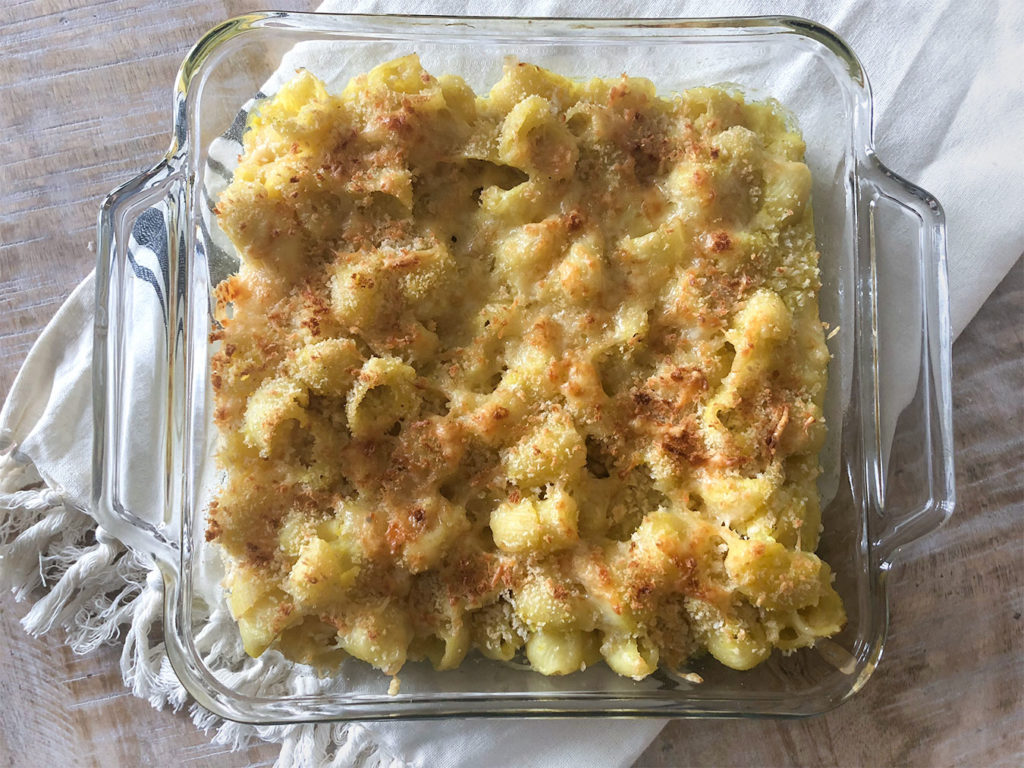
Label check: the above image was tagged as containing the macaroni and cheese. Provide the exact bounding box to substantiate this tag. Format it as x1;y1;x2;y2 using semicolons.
208;55;844;680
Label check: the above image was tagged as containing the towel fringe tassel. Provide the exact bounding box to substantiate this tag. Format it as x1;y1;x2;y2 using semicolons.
0;450;406;767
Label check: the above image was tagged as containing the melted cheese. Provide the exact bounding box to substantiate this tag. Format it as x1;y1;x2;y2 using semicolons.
208;55;843;678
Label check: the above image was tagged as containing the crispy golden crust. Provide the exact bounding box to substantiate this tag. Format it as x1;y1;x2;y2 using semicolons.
208;55;843;678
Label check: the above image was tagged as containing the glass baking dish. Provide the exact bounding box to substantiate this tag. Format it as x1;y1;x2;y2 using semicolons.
93;13;954;723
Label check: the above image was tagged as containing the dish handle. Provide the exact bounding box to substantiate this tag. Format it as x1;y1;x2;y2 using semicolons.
859;155;956;566
93;157;184;569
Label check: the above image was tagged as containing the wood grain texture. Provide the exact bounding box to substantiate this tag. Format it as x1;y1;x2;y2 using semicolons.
0;2;297;766
1;2;1021;766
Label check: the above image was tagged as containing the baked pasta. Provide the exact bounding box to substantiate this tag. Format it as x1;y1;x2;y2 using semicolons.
207;55;844;680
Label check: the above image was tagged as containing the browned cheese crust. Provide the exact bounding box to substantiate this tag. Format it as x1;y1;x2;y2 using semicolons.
207;56;844;678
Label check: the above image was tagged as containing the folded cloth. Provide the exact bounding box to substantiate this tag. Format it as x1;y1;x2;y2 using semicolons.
1;2;1020;767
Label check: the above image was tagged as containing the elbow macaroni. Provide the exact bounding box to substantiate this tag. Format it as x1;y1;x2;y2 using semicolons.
208;55;844;681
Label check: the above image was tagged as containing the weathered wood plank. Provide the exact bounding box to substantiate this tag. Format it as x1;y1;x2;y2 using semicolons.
0;2;295;765
1;1;1020;766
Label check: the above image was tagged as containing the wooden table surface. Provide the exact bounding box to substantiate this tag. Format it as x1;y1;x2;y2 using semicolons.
2;2;1021;766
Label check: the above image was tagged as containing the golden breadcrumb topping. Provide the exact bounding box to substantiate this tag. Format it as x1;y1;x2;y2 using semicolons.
208;55;844;679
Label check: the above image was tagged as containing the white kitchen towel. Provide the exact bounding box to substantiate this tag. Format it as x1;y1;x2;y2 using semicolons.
1;2;1022;767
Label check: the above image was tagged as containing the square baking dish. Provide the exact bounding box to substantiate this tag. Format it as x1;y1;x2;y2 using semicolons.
94;13;954;723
